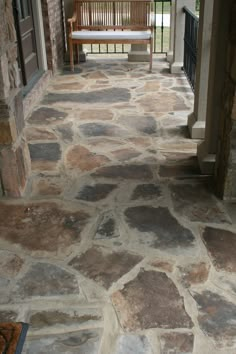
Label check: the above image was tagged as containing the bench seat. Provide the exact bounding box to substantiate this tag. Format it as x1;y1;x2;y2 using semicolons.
71;30;152;40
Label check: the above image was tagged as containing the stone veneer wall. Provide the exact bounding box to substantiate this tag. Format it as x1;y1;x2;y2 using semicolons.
0;0;30;197
41;0;65;72
215;1;236;199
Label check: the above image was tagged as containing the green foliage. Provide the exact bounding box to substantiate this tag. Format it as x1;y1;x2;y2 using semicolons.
196;0;200;11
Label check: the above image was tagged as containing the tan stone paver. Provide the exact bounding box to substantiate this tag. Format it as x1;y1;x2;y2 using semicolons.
0;56;236;354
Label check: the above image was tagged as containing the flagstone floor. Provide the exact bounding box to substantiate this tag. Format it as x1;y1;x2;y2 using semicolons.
0;56;236;354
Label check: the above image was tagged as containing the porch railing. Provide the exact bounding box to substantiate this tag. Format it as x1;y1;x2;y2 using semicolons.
83;0;171;54
183;6;199;91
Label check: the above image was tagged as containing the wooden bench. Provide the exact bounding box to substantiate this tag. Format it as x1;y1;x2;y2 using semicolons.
68;0;154;72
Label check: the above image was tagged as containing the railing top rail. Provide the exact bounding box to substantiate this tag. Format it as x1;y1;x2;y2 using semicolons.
183;6;199;22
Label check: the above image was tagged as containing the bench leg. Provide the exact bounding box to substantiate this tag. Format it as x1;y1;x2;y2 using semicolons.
69;38;74;72
149;38;153;73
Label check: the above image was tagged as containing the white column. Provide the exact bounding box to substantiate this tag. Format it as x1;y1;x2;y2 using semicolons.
187;0;214;139
167;0;175;63
171;0;195;74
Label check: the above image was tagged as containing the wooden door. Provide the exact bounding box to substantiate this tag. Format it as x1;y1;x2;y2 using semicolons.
13;0;39;86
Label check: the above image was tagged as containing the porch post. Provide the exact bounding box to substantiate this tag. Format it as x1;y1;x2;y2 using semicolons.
167;0;175;63
128;1;151;62
187;0;214;139
197;0;230;174
170;0;195;74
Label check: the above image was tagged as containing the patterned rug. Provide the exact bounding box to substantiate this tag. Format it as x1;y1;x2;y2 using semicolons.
0;323;28;354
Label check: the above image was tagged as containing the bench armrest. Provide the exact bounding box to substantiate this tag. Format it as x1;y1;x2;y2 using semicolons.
68;12;77;32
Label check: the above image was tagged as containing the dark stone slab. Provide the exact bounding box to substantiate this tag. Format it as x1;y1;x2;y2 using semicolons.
29;309;102;330
115;334;152;354
124;206;195;249
80;123;127;137
160;332;194;354
76;184;117;202
55;123;73;142
202;227;236;272
29;143;61;161
131;184;161;200
112;270;193;331
94;212;119;239
27;107;67;124
92;165;153;180
42;88;130;104
61;66;82;75
170;184;230;223
159;161;200;178
192;290;236;347
0;310;18;322
25;329;102;354
15;263;79;298
0;203;89;253
118;115;157;135
69;247;142;289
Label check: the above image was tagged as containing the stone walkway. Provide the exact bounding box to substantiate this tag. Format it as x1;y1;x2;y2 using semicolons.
0;56;236;354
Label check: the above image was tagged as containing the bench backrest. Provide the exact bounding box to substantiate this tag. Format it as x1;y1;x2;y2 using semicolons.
73;0;153;30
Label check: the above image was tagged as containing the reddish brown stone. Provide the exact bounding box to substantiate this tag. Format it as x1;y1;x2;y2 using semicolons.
69;247;142;289
179;263;210;286
150;260;173;272
66;145;109;171
32;179;62;196
51;82;85;90
112;270;193;331
160;332;194;354
0;203;90;254
25;127;57;141
79;109;113;121
202;227;236;272
111;148;141;161
137;93;188;113
0;120;15;144
127;137;151;147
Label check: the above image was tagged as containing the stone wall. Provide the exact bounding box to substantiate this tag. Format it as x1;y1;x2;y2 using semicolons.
41;0;65;72
0;0;30;197
215;1;236;199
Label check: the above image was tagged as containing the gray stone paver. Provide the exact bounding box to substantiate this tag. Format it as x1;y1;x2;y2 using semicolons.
0;56;236;354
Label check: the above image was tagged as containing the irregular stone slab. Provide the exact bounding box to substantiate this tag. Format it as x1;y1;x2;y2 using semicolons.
83;70;108;79
15;263;79;298
137;93;188;113
94;212;119;239
76;184;117;202
87;137;125;148
66;145;109;171
31;178;62;197
42;88;130;104
79;109;113;121
0;251;24;278
25;127;57;141
55;123;73;142
0;203;89;254
131;184;161;200
124;206;195;249
0;278;11;304
112;148;141;161
0;310;18;322
27;107;67;124
79;123;127;137
150;260;173;273
112;270;193;331
202;227;236;272
29;308;102;330
127;137;151;148
192;290;236;348
137;81;160;92
29;143;61;161
25;329;102;354
51;82;85;90
93;165;153;180
115;334;153;354
170;184;229;223
179;263;210;287
160;332;194;354
118;115;157;135
172;86;192;93
69;247;142;289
